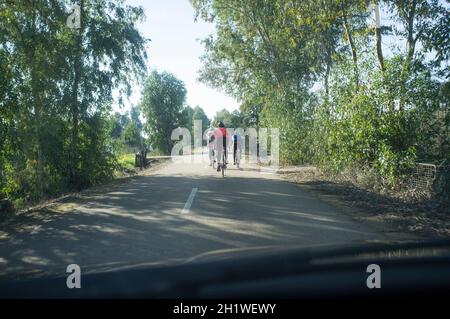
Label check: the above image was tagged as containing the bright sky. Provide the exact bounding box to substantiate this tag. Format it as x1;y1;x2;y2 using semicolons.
118;0;239;119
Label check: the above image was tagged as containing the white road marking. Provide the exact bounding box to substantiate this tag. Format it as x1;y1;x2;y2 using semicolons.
182;187;198;214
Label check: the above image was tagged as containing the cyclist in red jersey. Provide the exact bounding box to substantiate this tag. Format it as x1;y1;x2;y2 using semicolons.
214;121;230;172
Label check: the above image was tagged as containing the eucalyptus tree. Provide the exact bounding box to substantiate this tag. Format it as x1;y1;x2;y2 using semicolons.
383;0;449;110
0;0;148;203
140;71;187;155
191;0;354;163
0;0;70;198
64;0;148;188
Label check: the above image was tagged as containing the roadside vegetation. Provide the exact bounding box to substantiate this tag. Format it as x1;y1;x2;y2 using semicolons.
117;154;137;173
0;0;148;209
191;0;449;209
0;1;211;210
1;0;448;216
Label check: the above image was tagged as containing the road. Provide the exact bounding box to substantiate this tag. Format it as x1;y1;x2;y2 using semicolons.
0;153;385;279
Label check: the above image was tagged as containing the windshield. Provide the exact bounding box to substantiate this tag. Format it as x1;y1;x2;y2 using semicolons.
0;0;449;303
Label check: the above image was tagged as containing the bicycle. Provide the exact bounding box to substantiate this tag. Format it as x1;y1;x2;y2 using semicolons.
210;149;216;169
236;148;241;169
217;147;227;177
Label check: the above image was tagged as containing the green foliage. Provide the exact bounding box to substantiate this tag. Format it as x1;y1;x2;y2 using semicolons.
117;153;136;172
212;109;232;127
140;70;187;155
209;108;245;130
123;121;142;149
313;54;443;189
185;106;211;146
0;0;147;207
193;0;449;194
110;112;130;139
193;106;211;132
108;106;145;154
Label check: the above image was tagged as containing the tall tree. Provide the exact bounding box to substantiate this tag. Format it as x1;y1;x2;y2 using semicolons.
0;0;147;203
385;0;448;109
140;71;187;154
65;0;148;188
212;109;232;127
192;106;210;133
0;0;69;198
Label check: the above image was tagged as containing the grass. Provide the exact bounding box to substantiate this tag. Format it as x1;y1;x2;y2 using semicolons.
117;153;136;172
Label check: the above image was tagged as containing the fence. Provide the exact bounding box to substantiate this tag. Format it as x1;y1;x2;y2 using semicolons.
409;161;448;197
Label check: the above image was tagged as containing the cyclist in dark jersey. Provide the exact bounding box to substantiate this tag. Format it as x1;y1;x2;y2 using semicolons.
206;128;215;166
232;129;242;165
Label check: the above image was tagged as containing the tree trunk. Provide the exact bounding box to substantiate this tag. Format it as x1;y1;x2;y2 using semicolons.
29;5;44;199
69;0;84;188
372;2;393;112
341;4;359;88
399;0;418;111
31;67;44;199
325;57;331;97
374;3;385;72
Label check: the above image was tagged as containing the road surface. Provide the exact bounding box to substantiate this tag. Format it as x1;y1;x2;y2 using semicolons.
0;153;385;279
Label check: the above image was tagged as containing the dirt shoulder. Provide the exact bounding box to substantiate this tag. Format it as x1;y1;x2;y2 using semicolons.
278;166;450;240
0;158;171;225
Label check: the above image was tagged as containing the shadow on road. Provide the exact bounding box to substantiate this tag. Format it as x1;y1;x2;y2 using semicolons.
0;173;383;279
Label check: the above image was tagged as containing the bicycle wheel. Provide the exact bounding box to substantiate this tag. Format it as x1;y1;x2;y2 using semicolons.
222;151;226;177
236;149;240;168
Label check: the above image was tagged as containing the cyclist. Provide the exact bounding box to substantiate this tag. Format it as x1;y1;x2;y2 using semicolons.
232;129;242;166
206;128;215;166
214;121;230;172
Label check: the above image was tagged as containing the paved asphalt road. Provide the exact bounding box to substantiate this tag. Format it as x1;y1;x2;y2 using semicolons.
0;153;385;279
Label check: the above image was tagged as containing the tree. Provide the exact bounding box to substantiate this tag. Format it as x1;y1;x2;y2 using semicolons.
192;0;341;163
140;71;187;154
193;106;210;132
240;103;262;128
110;112;130;139
229;110;244;129
123;121;142;150
65;0;148;188
130;106;144;133
192;0;449;194
384;0;448;109
181;105;195;133
212;109;232;127
0;0;148;205
0;0;68;198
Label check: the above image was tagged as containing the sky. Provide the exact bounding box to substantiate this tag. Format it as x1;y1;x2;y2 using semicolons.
118;0;239;119
117;1;448;118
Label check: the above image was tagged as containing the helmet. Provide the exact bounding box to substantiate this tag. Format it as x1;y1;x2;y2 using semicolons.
218;121;225;128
